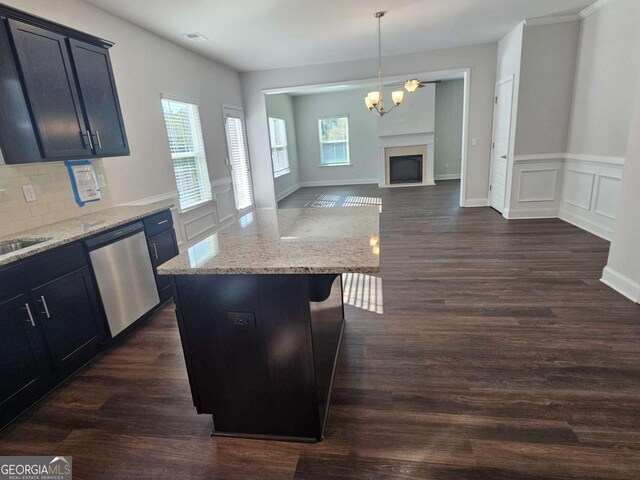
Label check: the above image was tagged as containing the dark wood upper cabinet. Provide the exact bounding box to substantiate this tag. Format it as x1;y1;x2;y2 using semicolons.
0;5;129;164
9;19;92;160
69;39;129;157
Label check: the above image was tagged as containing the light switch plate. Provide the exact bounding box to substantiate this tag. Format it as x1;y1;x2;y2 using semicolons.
22;184;37;202
471;138;478;146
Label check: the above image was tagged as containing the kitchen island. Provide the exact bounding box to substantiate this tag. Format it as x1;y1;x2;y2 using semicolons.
158;207;379;442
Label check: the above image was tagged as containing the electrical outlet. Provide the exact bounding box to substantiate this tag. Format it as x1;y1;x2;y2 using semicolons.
227;312;256;328
22;184;37;202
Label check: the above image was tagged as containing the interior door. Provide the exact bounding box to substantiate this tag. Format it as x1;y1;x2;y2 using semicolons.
68;39;129;157
489;78;514;213
8;20;92;159
223;106;255;214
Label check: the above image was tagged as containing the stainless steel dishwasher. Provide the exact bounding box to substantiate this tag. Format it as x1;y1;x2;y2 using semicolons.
85;222;160;338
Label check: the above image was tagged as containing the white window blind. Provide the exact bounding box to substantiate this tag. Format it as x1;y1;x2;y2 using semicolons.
224;110;254;211
161;98;212;210
268;117;290;177
318;117;350;166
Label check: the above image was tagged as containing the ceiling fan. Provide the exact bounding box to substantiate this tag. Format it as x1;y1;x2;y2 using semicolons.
389;79;441;93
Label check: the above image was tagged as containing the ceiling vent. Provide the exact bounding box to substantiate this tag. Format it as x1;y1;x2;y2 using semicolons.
182;32;208;42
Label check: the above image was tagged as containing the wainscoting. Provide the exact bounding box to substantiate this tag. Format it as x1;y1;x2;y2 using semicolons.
505;154;565;219
559;155;624;240
506;153;624;241
121;176;237;250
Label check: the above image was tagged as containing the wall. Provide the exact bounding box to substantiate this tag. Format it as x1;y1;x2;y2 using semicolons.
377;84;436;137
265;93;300;200
293;88;378;186
602;74;640;303
0;0;242;246
434;79;464;180
559;0;640;239
241;43;498;208
506;21;580;219
495;22;523;211
0;160;112;237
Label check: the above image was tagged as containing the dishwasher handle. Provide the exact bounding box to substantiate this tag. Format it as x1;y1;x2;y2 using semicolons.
85;222;145;250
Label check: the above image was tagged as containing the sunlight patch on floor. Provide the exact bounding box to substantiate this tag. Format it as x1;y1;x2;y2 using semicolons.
342;273;384;314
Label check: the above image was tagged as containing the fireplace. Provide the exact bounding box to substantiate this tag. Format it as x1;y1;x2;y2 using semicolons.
389;155;423;184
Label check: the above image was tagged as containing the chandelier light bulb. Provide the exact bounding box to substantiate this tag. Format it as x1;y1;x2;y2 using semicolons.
367;91;380;106
364;96;374;110
391;90;404;106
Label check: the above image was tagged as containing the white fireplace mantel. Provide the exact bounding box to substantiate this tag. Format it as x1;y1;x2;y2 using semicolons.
378;132;436;187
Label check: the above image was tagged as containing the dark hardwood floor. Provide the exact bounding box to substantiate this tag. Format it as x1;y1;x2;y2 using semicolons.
2;181;640;479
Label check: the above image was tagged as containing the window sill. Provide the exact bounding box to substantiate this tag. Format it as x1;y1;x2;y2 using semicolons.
273;169;291;178
318;163;352;168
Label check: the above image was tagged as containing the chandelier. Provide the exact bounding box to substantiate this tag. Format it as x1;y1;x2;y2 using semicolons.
365;12;422;116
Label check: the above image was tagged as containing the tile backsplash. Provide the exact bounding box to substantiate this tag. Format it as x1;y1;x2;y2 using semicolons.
0;159;113;238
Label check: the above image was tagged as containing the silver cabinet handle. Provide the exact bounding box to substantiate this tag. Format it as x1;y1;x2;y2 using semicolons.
93;130;102;149
157;220;168;225
23;303;35;326
81;130;93;150
152;243;159;260
39;296;51;318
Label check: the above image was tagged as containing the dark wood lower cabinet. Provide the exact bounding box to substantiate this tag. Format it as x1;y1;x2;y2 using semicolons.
0;294;50;427
148;229;179;303
172;273;344;442
30;267;103;376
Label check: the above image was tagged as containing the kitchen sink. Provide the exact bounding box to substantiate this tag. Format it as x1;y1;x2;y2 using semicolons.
0;238;51;255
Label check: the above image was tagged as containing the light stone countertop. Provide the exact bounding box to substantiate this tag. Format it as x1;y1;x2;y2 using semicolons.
158;207;380;275
0;202;172;267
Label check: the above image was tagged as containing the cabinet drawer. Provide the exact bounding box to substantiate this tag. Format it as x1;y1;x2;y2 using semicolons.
0;242;87;298
144;210;173;237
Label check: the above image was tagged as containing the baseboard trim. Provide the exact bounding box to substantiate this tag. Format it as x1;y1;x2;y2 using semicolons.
463;198;488;207
503;207;559;219
276;183;301;201
601;266;640;303
558;209;612;241
299;179;379;187
435;174;461;181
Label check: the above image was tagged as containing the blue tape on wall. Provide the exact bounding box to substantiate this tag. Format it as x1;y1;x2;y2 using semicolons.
65;160;101;207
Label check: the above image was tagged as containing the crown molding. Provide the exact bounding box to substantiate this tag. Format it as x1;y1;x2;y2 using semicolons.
525;14;580;27
579;0;613;19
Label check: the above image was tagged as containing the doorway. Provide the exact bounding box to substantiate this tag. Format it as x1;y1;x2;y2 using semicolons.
223;105;255;215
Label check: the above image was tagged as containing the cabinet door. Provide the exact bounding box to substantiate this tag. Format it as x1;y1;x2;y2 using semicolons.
31;267;102;374
8;20;92;159
148;229;179;302
0;294;50;425
69;39;129;157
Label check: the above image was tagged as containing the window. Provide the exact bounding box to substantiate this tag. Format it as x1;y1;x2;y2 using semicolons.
268;117;290;178
161;98;212;210
224;107;254;212
318;116;350;166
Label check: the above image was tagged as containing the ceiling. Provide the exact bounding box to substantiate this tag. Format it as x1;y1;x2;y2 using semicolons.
82;0;596;72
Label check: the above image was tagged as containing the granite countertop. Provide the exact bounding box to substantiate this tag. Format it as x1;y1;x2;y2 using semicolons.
158;207;380;275
0;202;172;267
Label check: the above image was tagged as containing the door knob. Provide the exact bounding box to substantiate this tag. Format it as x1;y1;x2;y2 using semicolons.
501;155;507;159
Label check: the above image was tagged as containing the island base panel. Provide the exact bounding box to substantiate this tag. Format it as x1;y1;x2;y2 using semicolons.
173;273;344;442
